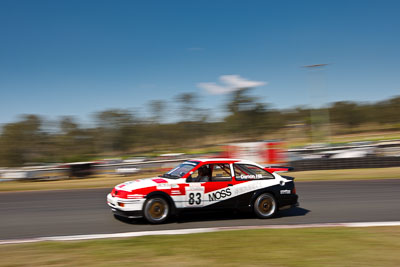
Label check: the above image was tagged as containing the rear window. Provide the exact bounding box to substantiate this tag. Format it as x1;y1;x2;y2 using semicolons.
234;164;274;180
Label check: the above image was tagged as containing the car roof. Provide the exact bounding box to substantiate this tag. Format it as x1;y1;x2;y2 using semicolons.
189;158;262;166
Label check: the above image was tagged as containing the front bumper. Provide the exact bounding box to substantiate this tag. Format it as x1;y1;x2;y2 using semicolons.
107;193;145;218
110;207;143;218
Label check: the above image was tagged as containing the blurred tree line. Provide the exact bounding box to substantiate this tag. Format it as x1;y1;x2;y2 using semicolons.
0;90;399;167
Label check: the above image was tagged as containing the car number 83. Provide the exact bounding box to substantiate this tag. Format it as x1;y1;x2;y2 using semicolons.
188;192;202;205
185;188;204;207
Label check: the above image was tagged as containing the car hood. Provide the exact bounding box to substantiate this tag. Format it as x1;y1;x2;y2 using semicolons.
115;177;180;191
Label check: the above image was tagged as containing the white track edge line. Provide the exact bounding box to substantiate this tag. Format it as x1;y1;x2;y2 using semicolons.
1;221;400;245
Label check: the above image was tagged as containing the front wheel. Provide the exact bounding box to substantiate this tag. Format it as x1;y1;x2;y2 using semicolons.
253;193;277;219
143;197;170;224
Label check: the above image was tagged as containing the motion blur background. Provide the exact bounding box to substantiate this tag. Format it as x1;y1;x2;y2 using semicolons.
1;0;400;178
1;2;400;266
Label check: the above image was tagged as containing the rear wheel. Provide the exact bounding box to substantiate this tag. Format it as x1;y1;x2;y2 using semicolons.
143;197;170;224
253;193;277;219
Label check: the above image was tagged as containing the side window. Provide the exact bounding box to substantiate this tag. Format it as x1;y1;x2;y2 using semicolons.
211;163;232;181
187;169;199;182
234;164;274;180
187;164;212;183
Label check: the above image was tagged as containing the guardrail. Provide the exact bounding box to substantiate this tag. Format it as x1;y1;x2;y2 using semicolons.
290;156;400;171
0;158;188;181
288;140;400;154
2;156;400;181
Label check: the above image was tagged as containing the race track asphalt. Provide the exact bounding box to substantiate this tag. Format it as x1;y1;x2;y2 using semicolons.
1;179;400;240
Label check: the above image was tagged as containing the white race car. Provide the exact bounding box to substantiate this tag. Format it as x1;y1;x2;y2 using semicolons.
107;158;298;223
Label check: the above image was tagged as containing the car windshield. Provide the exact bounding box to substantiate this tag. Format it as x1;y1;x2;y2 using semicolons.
160;161;199;179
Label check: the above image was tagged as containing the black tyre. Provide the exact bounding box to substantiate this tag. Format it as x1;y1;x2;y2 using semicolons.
143;197;170;224
253;193;277;219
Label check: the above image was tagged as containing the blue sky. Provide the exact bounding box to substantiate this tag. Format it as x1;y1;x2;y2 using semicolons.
1;0;399;124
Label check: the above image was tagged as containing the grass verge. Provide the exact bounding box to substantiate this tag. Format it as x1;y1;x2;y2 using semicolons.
1;227;400;266
1;167;400;192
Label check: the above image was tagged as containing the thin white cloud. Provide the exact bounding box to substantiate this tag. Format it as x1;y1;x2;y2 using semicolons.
198;75;267;95
220;75;266;88
197;82;232;94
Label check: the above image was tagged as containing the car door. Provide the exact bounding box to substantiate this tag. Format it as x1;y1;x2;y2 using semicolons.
183;164;209;209
202;163;236;208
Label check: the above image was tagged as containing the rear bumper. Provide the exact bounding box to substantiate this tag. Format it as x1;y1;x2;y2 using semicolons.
278;194;299;210
279;201;299;211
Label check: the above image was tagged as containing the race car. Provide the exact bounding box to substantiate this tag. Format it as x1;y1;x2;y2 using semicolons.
107;158;299;224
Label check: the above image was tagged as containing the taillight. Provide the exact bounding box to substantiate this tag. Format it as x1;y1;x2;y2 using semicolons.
293;187;296;194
